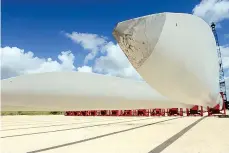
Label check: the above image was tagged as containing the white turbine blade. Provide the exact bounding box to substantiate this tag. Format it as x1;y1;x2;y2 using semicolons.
1;72;192;111
113;12;219;108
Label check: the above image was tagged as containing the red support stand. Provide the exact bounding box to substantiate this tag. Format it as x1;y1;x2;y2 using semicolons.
64;111;75;116
121;110;133;116
150;109;165;116
75;111;82;116
207;103;226;116
167;108;183;116
207;92;227;116
134;109;149;116
98;110;109;116
89;110;98;116
64;111;88;116
110;110;121;116
80;111;89;116
180;108;183;116
186;105;203;116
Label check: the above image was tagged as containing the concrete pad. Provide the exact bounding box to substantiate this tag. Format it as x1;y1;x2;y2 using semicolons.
37;117;200;153
1;117;148;137
1;115;228;153
161;117;229;153
1;116;125;130
1;116;169;153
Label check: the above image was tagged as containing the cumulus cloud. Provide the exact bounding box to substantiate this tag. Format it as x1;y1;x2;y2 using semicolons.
94;42;142;80
221;46;229;77
192;0;229;24
77;66;93;73
0;41;141;80
66;32;107;64
66;32;142;80
0;46;76;79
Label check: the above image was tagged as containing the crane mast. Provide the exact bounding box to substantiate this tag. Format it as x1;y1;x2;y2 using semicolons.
211;23;229;109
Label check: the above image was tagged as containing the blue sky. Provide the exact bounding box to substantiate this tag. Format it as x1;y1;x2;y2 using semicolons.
2;0;228;62
1;0;229;80
1;0;229;100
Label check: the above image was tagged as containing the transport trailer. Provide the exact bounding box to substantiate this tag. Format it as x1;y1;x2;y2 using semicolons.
97;110;109;116
88;110;98;116
79;111;90;116
109;110;122;116
133;109;149;116
74;111;83;116
150;108;165;116
64;111;86;116
207;103;226;116
64;111;75;116
207;92;227;116
167;108;183;116
121;110;133;116
186;105;203;116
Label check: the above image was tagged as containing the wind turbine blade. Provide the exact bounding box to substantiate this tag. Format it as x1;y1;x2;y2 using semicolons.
1;72;192;111
113;12;219;108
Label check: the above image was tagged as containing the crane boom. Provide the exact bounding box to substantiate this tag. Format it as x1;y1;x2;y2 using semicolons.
211;23;228;109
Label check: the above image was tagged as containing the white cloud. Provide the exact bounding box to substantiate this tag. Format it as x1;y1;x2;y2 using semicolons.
77;66;93;73
221;46;229;76
66;32;142;80
192;0;229;24
66;32;107;64
0;46;76;79
94;42;142;80
0;43;141;81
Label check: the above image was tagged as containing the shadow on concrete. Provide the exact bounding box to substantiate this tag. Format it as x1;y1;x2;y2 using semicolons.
27;118;180;153
217;115;229;118
147;117;206;153
1;118;129;131
1;117;157;138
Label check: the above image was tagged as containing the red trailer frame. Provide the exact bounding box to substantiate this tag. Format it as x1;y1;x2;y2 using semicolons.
74;111;82;116
109;110;121;116
121;110;133;116
88;110;98;116
98;110;109;116
207;103;226;116
167;108;183;116
79;111;90;116
186;105;203;116
64;111;76;116
150;109;165;116
64;111;89;116
207;92;227;116
134;109;149;116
